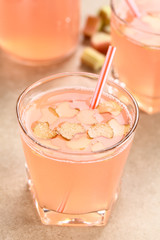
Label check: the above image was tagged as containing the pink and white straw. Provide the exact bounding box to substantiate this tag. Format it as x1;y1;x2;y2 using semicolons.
125;0;141;18
90;45;116;109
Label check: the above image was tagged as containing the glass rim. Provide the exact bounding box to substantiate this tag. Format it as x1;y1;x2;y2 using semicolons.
111;0;160;37
16;71;139;156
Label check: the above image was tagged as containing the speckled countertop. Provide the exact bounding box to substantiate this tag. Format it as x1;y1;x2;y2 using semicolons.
0;0;160;239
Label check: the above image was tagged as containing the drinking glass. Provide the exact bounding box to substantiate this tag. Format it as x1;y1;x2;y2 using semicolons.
16;72;139;226
111;0;160;114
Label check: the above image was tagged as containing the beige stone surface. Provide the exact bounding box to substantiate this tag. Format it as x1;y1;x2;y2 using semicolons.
0;0;160;239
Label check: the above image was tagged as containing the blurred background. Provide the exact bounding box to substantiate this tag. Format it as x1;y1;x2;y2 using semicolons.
0;0;160;239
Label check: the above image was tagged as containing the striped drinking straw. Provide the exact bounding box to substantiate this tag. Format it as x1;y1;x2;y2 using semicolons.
125;0;141;18
90;45;116;109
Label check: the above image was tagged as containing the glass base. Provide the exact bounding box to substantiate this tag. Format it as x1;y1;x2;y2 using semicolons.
36;203;112;226
25;163;119;226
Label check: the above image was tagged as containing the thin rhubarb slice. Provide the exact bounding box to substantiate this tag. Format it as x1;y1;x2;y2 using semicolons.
55;102;79;118
98;100;122;116
57;122;85;140
33;122;57;139
88;123;113;139
108;119;130;137
48;107;59;117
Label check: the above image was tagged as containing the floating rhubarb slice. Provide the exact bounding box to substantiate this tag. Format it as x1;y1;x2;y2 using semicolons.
67;137;91;150
77;109;98;125
98;100;122;116
48;107;59;117
57;122;85;140
33;122;57;139
108;119;130;137
91;32;111;54
40;107;59;124
55;102;79;118
88;123;113;138
83;16;102;37
91;142;105;152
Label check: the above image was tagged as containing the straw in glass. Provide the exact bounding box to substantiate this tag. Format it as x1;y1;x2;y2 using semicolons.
57;191;70;213
90;45;116;109
125;0;141;18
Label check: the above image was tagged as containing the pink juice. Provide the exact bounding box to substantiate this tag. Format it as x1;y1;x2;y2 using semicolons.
0;0;80;63
20;87;134;225
111;0;160;114
16;72;139;226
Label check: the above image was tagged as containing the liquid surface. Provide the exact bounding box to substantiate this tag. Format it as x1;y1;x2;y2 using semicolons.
124;11;160;47
23;88;131;153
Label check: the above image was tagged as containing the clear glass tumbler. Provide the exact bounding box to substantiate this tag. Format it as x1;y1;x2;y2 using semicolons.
16;72;139;226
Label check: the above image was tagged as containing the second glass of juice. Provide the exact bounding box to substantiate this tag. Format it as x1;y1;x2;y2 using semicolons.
111;0;160;114
0;0;80;65
16;72;139;226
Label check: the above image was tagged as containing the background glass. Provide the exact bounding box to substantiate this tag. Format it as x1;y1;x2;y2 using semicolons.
0;0;80;65
111;0;160;114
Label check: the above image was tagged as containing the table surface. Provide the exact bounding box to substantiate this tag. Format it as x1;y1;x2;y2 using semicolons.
0;1;160;239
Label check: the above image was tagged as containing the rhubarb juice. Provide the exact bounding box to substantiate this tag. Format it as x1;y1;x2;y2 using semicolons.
0;0;80;64
16;73;139;226
111;0;160;114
